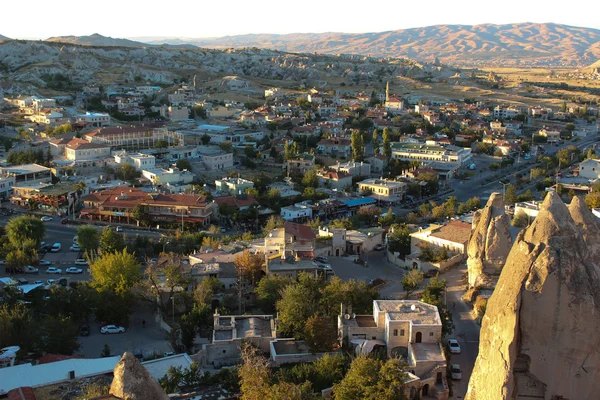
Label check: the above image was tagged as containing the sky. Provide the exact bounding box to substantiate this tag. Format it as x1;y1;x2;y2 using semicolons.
2;0;599;40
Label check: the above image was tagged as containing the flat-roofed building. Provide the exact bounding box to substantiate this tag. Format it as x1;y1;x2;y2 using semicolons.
391;141;472;167
358;178;407;202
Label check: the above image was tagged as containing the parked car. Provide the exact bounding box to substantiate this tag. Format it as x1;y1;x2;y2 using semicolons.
80;324;90;336
33;280;44;285
38;260;51;266
75;259;88;265
450;364;462;380
24;266;39;274
40;216;53;222
66;267;83;274
314;256;329;263
61;218;68;225
447;339;461;354
46;267;62;274
374;244;384;251
50;243;61;252
73;236;78;244
101;325;125;334
115;226;123;232
70;244;81;252
17;278;29;285
0;260;5;265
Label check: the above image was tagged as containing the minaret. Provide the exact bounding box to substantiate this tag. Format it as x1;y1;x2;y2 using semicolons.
385;81;389;103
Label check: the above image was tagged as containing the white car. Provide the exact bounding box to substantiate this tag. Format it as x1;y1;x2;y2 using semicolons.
24;266;39;274
447;339;461;354
46;267;62;274
70;244;81;252
66;267;83;274
41;216;53;222
450;364;462;380
75;259;88;265
33;280;44;285
101;325;125;334
115;226;123;232
39;260;52;266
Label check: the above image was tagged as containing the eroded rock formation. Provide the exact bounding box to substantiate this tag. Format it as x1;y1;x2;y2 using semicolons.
466;193;600;400
109;352;169;400
467;193;512;288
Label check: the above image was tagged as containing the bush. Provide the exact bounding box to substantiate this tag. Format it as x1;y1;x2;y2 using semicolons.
511;210;529;227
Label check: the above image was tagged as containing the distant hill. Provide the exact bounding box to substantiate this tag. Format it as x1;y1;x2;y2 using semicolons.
46;33;147;47
149;23;600;67
0;34;10;41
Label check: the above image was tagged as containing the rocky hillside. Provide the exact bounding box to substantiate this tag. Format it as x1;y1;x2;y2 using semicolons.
466;193;600;399
0;34;10;41
151;23;600;67
0;40;463;94
46;33;146;47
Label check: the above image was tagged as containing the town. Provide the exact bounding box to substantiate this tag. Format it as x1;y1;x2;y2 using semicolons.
1;24;600;400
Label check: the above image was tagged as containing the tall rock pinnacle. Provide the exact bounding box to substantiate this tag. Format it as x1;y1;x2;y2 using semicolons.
466;192;512;288
109;352;169;400
466;192;600;399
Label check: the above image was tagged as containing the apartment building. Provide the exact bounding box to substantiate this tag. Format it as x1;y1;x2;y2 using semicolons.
81;186;215;226
77;112;110;128
358;178;407;202
391;141;473;167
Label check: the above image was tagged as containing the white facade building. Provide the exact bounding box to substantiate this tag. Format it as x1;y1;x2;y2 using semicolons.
280;203;313;221
77;112;110;127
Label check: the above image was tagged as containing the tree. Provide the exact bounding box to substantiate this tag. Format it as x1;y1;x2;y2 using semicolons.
131;204;148;226
401;269;424;299
77;225;99;255
154;139;169;149
194;277;222;305
90;249;142;295
263;215;284;236
504;183;517;205
255;275;293;313
200;134;211;145
101;344;111;357
276;273;324;337
420;276;453;336
304;314;338;353
219;141;233;153
234;250;264;285
116;163;140;181
144;256;190;316
302;169;319;188
351;130;364;161
387;224;411;256
585;191;600;209
99;226;125;254
512;210;529;227
5;215;46;249
333;357;408;400
40;315;80;355
372;129;380;155
176;159;193;171
0;302;37;352
382;128;392;160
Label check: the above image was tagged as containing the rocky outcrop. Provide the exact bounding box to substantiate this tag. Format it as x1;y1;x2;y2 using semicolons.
466;193;512;288
466;194;600;400
109;352;169;400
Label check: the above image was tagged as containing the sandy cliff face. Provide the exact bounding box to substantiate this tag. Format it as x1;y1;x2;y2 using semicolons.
466;193;600;400
466;193;512;288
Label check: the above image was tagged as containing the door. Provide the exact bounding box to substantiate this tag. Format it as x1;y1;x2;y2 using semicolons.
416;332;422;343
422;384;429;396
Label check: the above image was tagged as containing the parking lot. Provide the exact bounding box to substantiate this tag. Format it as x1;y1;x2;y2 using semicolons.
78;307;173;359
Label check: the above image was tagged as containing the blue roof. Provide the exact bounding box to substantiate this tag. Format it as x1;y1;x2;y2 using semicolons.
341;197;377;207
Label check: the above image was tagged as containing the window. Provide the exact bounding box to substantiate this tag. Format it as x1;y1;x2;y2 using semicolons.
400;329;405;336
429;332;434;336
393;329;398;336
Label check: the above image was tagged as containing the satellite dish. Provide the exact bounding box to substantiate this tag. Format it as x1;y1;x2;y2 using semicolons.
344;314;351;320
351;313;356;319
411;304;416;311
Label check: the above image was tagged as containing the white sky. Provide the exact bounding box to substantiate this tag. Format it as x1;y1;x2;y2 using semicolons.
2;0;598;40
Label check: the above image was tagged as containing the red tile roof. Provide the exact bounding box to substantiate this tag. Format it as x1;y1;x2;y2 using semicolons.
284;221;315;240
82;186;209;208
430;221;472;244
214;195;259;209
7;387;36;400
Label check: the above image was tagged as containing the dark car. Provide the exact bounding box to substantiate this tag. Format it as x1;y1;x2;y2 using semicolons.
80;324;90;336
61;218;68;225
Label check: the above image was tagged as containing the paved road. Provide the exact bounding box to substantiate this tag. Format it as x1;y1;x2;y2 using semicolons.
444;264;480;399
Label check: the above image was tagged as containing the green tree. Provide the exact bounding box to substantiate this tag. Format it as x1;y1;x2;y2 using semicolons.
401;269;424;299
176;158;193;171
0;302;37;352
5;215;46;249
302;169;319;188
40;315;80;355
144;257;190;315
504;183;517;205
255;275;294;313
101;344;111;357
234;250;264;285
387;224;411;256
304;314;338;353
116;163;140;181
219;141;233;153
194;277;222;305
262;215;285;236
372;129;380;155
585;191;600;209
512;210;529;227
420;276;454;337
200;134;211;145
276;273;324;337
90;249;142;295
382;128;392;160
131;204;148;225
99;226;125;254
351;130;364;161
77;225;100;255
154;139;169;149
333;357;408;400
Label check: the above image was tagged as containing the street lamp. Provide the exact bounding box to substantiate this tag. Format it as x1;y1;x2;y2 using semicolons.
499;180;509;202
171;296;175;326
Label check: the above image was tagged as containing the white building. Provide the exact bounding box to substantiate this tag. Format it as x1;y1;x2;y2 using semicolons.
579;159;600;181
77;112;110;128
65;140;111;161
185;125;264;144
280;202;313;221
197;146;233;171
114;151;156;170
215;177;254;195
391;141;472;167
339;300;449;400
514;200;542;220
0;164;53;187
330;160;371;177
142;167;195;186
493;105;521;119
160;106;189;121
0;175;15;200
358;178;407;202
265;88;283;98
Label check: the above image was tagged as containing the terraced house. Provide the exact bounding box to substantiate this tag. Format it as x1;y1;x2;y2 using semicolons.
80;186;216;226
